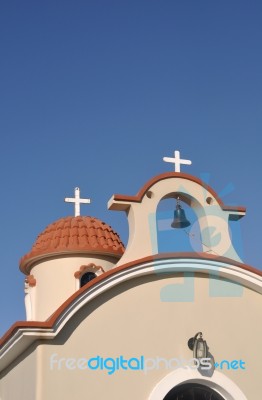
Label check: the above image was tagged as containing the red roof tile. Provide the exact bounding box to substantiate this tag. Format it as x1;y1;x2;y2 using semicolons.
20;216;125;274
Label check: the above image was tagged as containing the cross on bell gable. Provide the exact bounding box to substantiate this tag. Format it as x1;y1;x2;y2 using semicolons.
163;150;192;172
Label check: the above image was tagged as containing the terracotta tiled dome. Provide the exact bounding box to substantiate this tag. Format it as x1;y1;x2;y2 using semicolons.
20;216;125;274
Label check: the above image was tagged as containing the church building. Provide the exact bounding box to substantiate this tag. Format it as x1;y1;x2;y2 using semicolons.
0;151;261;399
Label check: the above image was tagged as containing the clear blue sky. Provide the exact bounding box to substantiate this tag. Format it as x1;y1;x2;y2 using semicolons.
0;1;261;337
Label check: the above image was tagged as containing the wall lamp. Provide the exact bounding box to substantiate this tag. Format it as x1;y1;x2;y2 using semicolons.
188;332;208;360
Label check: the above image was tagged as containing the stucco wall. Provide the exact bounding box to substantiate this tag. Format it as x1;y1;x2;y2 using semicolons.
37;270;261;399
30;255;117;320
0;342;39;400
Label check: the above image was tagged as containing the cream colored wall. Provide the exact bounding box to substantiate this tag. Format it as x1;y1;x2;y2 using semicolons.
30;255;117;321
0;343;40;400
38;270;261;399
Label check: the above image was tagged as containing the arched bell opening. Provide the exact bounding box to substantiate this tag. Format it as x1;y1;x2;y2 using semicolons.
156;195;203;254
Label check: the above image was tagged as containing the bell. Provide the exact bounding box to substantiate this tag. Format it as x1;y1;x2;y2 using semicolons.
171;199;191;229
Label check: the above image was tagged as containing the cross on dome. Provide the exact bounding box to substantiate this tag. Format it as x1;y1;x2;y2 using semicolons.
163;150;192;172
64;187;91;217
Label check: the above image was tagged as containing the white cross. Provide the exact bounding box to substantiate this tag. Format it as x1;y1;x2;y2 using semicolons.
64;187;91;217
163;150;192;172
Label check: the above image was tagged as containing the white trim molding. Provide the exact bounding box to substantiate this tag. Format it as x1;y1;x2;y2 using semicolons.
148;367;247;400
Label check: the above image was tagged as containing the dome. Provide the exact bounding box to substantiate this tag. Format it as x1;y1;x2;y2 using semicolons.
20;216;125;274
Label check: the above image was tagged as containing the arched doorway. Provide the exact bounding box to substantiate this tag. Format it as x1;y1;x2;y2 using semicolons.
163;383;225;399
148;368;247;400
